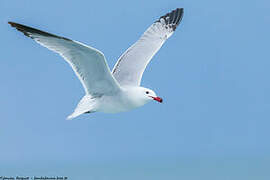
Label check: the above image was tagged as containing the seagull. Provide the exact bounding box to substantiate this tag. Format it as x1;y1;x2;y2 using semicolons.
9;8;184;119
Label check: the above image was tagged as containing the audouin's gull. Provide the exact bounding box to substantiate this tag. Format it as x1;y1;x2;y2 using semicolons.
9;8;184;119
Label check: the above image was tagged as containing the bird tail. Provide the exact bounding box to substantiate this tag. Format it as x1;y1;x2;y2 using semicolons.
67;113;80;120
66;95;97;120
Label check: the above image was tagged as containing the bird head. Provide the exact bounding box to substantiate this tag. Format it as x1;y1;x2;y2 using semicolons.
143;87;163;103
128;87;163;105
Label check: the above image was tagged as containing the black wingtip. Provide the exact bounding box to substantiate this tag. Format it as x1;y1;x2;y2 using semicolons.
8;21;21;30
8;21;15;26
175;8;184;30
156;8;184;31
8;21;32;38
8;21;72;41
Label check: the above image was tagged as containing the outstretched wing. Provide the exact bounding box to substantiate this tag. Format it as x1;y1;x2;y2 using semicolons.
112;8;184;86
9;22;121;96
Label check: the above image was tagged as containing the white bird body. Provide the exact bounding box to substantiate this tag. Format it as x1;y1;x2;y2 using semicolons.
96;87;146;113
9;8;184;119
69;86;155;119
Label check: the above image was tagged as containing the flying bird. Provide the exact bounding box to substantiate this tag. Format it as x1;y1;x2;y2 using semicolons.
9;8;184;119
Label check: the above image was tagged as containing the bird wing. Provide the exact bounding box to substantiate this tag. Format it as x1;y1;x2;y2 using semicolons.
9;22;121;96
112;8;184;86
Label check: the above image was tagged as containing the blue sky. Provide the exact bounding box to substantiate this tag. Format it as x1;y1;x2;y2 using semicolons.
1;0;270;179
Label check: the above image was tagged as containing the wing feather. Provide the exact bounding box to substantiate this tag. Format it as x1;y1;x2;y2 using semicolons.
112;8;184;86
9;22;121;95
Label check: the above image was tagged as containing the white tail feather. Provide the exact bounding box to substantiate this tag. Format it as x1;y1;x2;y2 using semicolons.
66;95;96;120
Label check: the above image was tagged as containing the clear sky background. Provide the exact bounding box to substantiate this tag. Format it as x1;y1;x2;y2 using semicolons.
1;0;270;179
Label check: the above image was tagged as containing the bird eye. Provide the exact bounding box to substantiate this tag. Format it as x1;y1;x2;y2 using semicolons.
146;91;149;94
